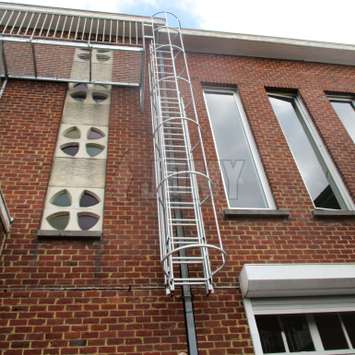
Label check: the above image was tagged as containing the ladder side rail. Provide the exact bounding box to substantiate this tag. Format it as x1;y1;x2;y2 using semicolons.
149;58;168;287
180;100;213;291
149;51;173;288
177;28;226;270
164;20;214;292
163;18;197;291
150;29;176;291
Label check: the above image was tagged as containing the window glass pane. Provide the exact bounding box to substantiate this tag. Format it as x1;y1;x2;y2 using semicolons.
92;92;108;103
280;315;314;352
87;127;105;140
256;315;285;353
341;312;355;348
86;143;104;157
47;212;69;230
330;101;355;143
205;92;269;208
51;190;71;207
269;95;341;209
78;213;99;230
61;143;79;157
80;191;99;207
64;126;80;139
314;313;348;350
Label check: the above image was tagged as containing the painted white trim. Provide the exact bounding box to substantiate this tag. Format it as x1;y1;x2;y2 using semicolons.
203;88;275;210
251;296;355;314
243;299;263;355
268;92;354;211
243;296;355;355
0;189;11;233
240;264;355;298
327;95;355;144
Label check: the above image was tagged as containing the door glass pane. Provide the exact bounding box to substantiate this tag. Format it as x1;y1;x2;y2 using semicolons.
341;312;355;348
269;95;342;209
314;313;348;350
205;92;269;208
280;315;314;352
256;315;285;353
330;101;355;143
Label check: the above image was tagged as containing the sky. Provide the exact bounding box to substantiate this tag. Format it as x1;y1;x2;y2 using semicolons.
3;0;355;45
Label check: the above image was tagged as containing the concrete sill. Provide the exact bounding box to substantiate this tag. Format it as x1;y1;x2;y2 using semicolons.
312;209;355;218
224;209;289;218
37;230;101;240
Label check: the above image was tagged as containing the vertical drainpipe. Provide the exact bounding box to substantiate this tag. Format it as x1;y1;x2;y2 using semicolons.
176;215;199;355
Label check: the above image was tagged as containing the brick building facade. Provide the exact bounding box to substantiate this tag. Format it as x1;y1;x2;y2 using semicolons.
0;3;355;355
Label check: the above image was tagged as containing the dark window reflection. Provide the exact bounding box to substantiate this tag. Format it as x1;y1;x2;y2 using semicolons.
256;315;285;353
78;213;99;230
205;92;269;208
280;315;314;352
330;101;355;143
314;313;348;350
269;95;342;209
80;191;99;207
341;312;355;348
61;143;79;157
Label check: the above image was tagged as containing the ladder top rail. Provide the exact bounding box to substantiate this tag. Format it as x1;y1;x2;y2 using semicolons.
161;243;227;277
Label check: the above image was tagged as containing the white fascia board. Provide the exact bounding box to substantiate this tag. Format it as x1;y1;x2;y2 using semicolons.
240;264;355;298
182;29;355;67
0;189;11;233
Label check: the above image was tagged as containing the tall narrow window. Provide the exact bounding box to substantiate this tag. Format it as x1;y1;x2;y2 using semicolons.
268;92;353;210
329;96;355;144
204;90;274;209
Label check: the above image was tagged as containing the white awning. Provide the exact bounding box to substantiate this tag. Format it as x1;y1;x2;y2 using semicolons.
240;264;355;298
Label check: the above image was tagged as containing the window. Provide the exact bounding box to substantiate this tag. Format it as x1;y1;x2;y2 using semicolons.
328;96;355;143
254;312;355;354
241;264;355;355
268;92;353;210
204;90;274;209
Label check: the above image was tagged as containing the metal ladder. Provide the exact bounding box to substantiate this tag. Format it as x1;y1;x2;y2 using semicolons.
145;12;226;295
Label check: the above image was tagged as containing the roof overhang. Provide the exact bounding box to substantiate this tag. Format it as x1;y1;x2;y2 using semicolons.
240;264;355;298
182;29;355;67
1;2;354;66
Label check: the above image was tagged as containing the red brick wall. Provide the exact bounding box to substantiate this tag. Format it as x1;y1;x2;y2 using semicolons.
187;53;355;354
0;50;354;354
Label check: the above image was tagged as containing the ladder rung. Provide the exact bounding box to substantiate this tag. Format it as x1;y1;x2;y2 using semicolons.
170;223;197;226
165;157;188;161
173;260;203;264
168;201;194;206
170;206;194;210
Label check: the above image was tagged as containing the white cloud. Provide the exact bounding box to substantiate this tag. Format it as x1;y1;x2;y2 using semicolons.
178;0;355;44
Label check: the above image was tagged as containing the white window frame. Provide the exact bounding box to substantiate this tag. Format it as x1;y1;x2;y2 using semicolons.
327;94;355;144
268;92;354;211
244;297;355;355
203;88;276;210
